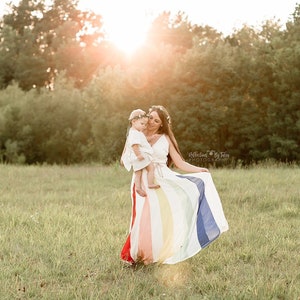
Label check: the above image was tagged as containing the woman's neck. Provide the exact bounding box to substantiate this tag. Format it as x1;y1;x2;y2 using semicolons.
144;128;158;137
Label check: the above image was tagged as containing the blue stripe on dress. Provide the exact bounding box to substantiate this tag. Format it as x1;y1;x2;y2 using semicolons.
177;175;220;248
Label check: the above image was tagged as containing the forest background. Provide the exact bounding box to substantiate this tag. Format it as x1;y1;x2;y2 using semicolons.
0;0;299;166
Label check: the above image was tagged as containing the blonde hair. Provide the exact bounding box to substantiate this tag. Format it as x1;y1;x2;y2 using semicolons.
128;109;147;122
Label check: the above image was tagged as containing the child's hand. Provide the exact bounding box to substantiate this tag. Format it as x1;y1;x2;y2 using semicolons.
137;154;144;161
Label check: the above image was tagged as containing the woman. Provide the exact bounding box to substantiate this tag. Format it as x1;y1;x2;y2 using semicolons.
121;105;229;265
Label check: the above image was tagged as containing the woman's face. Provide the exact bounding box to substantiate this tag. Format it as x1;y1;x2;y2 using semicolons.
147;111;162;133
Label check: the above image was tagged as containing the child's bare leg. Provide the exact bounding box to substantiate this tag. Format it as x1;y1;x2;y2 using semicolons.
146;163;160;189
134;169;147;197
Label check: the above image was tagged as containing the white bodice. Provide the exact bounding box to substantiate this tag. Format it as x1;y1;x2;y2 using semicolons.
151;135;169;165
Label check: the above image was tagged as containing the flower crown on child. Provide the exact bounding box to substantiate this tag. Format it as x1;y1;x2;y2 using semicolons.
128;109;148;121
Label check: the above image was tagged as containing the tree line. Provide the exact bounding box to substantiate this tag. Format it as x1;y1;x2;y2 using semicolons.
0;0;299;165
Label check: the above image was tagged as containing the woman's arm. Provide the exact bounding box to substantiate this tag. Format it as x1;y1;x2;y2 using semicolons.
167;136;209;173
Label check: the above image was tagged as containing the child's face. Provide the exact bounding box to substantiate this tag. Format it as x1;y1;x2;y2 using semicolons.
132;117;148;132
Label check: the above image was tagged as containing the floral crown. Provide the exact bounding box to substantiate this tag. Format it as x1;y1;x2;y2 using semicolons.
128;109;148;121
129;113;147;120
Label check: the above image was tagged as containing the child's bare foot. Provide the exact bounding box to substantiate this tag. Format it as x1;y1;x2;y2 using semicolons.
136;187;147;197
148;184;160;189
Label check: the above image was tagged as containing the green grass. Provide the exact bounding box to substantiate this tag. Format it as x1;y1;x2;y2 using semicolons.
0;164;299;299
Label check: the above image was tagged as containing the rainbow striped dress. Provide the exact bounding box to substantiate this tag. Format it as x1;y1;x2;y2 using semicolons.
121;134;229;265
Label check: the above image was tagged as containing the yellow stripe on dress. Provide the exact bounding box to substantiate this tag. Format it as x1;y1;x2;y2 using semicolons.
155;186;174;263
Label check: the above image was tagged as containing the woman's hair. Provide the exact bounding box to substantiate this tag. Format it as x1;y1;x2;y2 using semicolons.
148;105;183;166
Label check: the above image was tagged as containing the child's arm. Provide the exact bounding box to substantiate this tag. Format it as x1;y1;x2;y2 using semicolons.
132;144;144;161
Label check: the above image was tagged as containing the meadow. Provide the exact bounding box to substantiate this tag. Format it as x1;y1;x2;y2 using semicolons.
0;163;299;299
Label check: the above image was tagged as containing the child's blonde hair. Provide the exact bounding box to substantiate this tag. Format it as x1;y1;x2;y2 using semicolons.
128;109;147;122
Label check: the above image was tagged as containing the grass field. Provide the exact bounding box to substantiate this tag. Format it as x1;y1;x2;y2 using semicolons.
0;163;299;299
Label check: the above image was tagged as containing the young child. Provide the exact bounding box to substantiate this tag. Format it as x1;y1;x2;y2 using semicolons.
121;109;160;197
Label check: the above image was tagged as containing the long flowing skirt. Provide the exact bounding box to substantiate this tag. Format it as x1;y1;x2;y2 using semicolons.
121;166;229;265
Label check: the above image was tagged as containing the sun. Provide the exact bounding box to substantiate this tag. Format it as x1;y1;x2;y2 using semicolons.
103;11;149;55
79;1;152;55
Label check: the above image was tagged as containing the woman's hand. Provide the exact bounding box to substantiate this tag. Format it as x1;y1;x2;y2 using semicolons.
167;136;210;173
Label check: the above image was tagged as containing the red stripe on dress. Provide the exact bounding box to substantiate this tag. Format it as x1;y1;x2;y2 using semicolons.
120;183;137;263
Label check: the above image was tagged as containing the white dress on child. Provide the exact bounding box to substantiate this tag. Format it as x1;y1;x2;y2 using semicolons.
121;128;153;171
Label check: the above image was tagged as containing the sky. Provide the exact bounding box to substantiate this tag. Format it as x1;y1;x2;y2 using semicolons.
0;0;298;52
0;1;298;34
76;0;299;35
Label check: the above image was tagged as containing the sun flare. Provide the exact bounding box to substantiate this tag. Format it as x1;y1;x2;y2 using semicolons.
103;12;149;55
80;1;152;55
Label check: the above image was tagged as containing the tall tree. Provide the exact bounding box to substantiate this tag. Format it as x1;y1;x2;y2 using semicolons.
267;4;300;161
0;0;104;90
